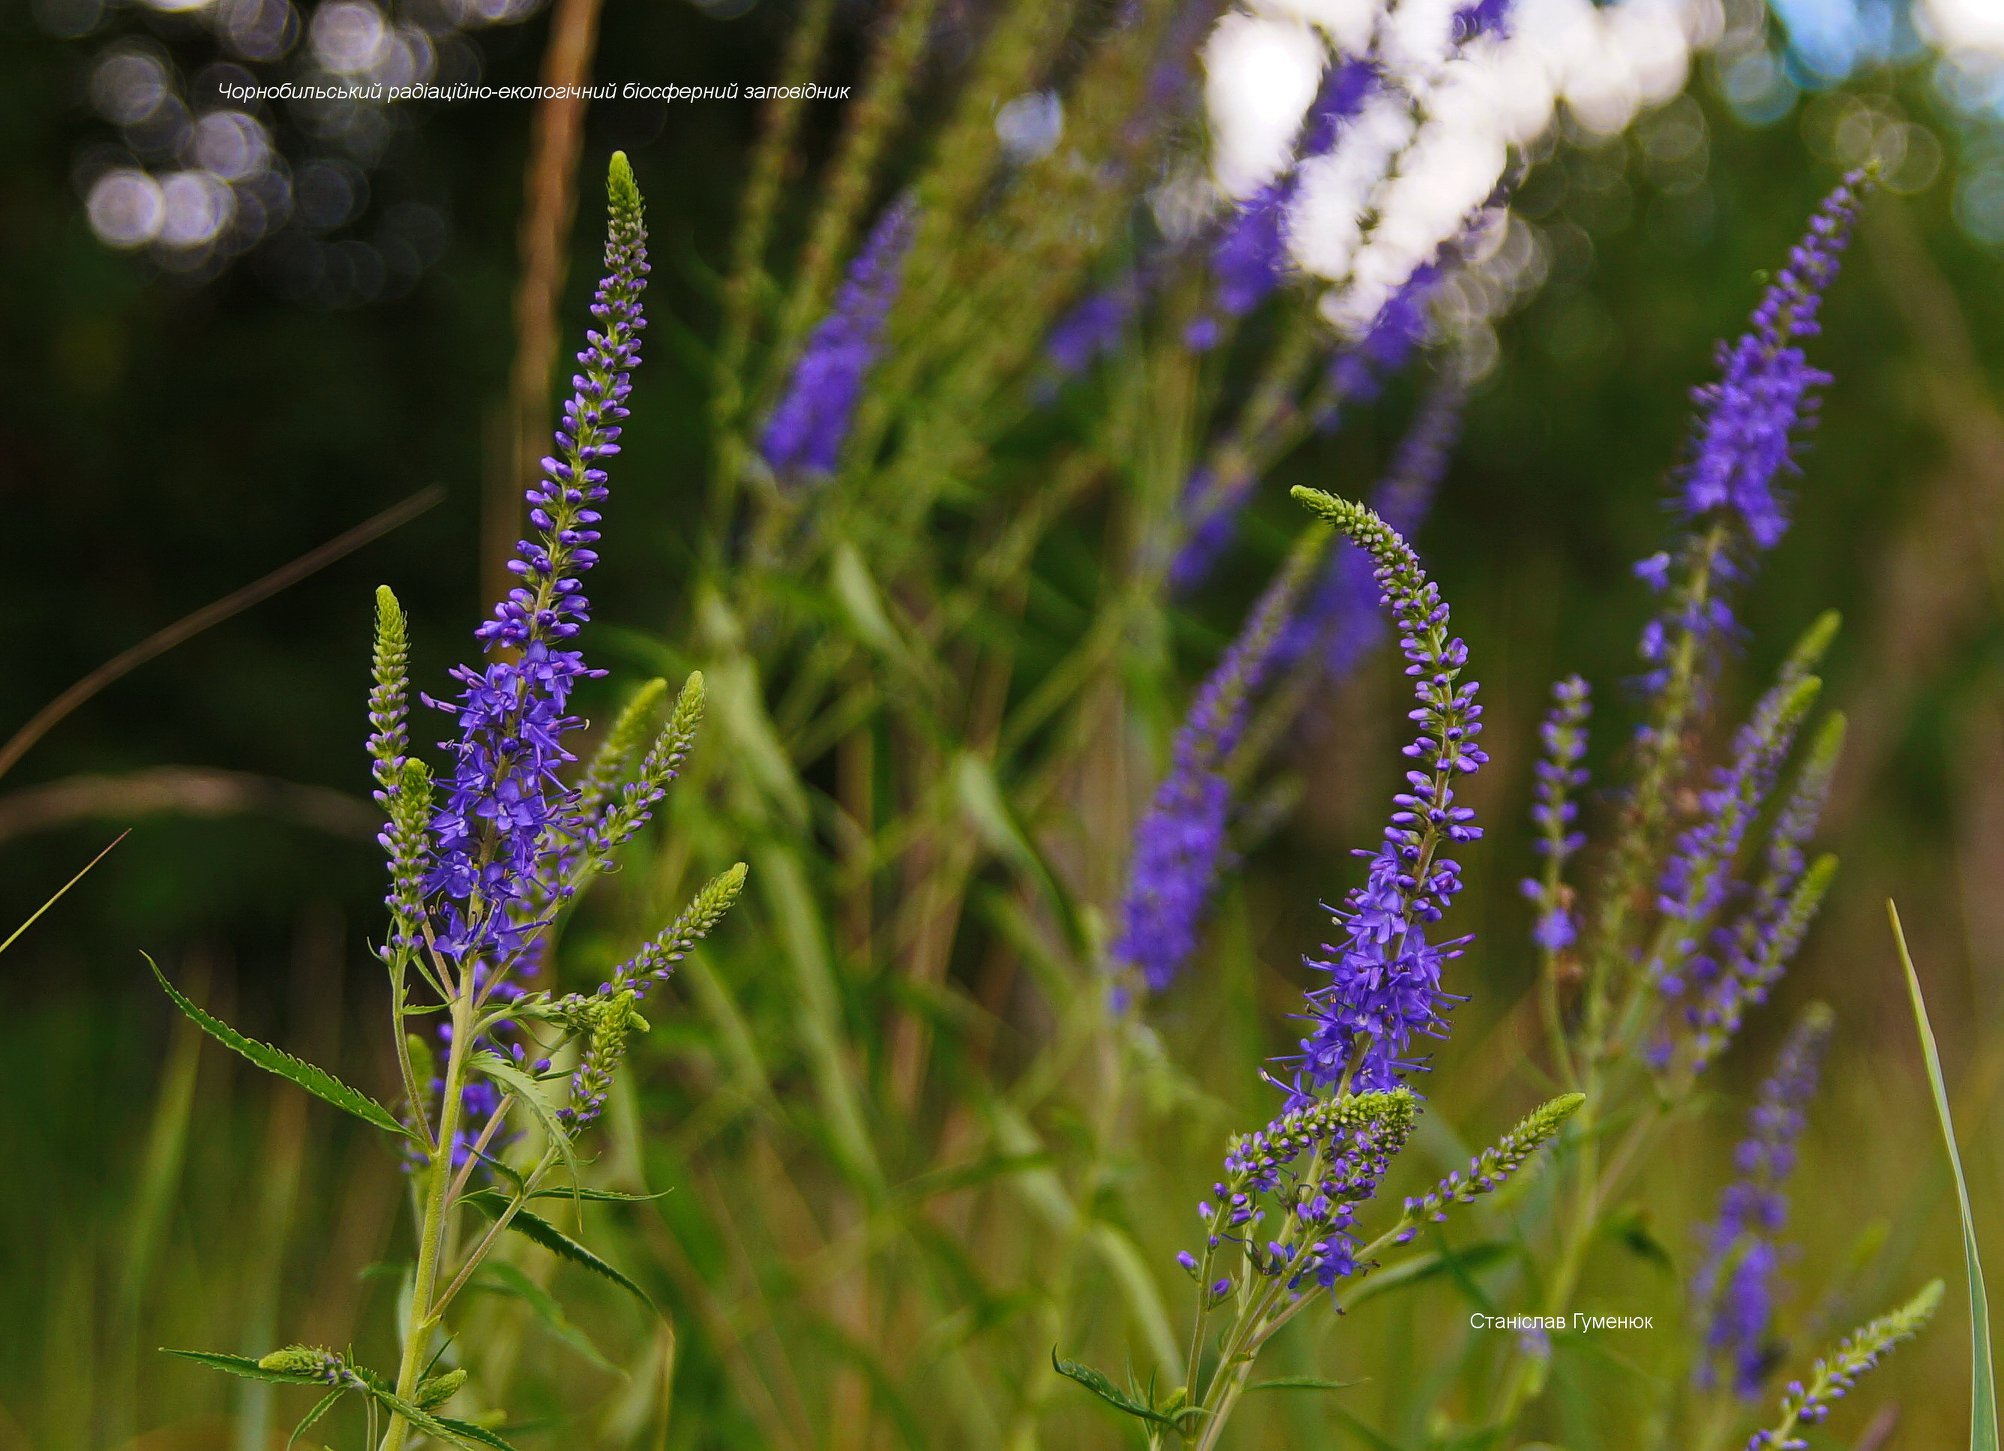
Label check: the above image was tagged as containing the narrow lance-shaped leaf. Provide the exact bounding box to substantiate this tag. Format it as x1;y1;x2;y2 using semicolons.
1891;902;1999;1451
145;955;416;1143
462;1195;657;1313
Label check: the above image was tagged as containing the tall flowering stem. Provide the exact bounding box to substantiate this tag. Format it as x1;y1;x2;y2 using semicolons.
1285;486;1486;1098
1692;1005;1832;1400
427;152;650;978
1110;528;1329;994
1580;176;1866;1066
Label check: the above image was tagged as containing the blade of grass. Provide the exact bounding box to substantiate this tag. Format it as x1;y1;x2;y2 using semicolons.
1889;899;1998;1451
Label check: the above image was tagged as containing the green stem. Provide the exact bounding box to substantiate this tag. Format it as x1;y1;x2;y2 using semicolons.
381;987;472;1451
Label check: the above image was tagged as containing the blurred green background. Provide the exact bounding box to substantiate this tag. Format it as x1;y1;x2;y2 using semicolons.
3;0;2004;1446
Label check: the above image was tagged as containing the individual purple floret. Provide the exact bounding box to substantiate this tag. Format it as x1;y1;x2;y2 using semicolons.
1279;379;1462;676
1694;1005;1833;1398
761;197;916;478
1678;174;1865;550
1522;675;1591;954
1283;490;1487;1099
1111;538;1322;992
425;154;649;972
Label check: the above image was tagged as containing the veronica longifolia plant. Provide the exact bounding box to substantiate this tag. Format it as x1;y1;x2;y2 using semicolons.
1063;491;1580;1447
151;154;745;1448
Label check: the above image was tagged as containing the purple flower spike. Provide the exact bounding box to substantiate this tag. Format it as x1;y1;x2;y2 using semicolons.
1522;675;1591;955
1284;489;1486;1099
425;154;649;972
1679;174;1867;551
1112;535;1325;992
1695;1005;1833;1398
761;198;916;479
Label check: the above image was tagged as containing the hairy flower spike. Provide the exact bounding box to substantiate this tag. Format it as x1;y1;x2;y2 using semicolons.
575;677;669;824
1681;174;1867;550
1745;1280;1942;1450
1204;1088;1419;1291
1651;671;1822;998
381;759;434;960
761;197;916;478
257;1344;369;1389
557;988;645;1132
416;1366;468;1408
1523;676;1591;954
1284;487;1486;1097
1691;709;1846;1068
1695;1005;1834;1398
369;585;411;792
604;861;750;999
1397;1092;1583;1240
1111;530;1328;992
595;671;706;857
426;153;649;968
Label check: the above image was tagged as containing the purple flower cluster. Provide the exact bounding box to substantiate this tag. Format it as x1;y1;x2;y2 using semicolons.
1695;1005;1833;1398
1188;1089;1419;1293
1044;275;1144;382
1678;174;1865;550
1284;489;1486;1099
1651;671;1820;999
424;155;649;973
1111;540;1321;992
1690;715;1844;1067
1522;675;1591;954
761;197;916;478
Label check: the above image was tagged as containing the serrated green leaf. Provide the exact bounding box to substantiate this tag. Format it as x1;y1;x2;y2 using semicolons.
473;1261;621;1374
431;1416;522;1450
461;1185;667;1208
358;1376;519;1450
1050;1350;1184;1429
1891;902;1999;1451
468;1051;581;1194
145;956;414;1143
288;1389;345;1449
463;1196;655;1313
161;1348;328;1385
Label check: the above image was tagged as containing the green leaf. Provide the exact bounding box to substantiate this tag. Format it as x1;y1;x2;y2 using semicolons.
357;1377;519;1450
468;1051;581;1194
1049;1350;1184;1429
1890;901;1999;1451
463;1196;656;1313
1342;1241;1518;1312
461;1185;667;1208
431;1417;523;1451
1247;1375;1365;1393
161;1348;328;1385
287;1389;345;1450
472;1261;621;1374
145;956;415;1143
